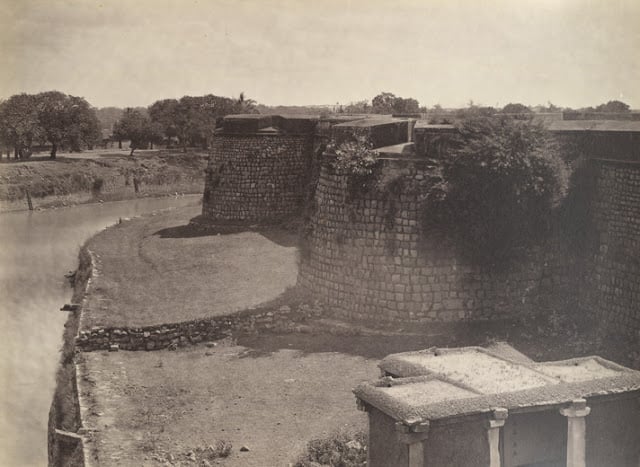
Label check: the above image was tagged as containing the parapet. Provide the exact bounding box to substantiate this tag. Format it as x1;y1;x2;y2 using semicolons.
332;117;413;149
220;114;320;135
412;121;457;159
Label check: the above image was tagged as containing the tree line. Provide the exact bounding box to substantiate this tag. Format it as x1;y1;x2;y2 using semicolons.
0;91;257;159
0;87;633;161
114;93;257;155
0;91;101;159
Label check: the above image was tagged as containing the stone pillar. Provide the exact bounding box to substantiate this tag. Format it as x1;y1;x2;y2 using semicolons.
559;399;591;467
396;421;430;467
487;408;508;467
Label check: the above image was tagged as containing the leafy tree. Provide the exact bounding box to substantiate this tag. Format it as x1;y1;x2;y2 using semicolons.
393;97;420;114
342;100;371;114
95;107;125;132
113;108;153;156
35;91;100;158
426;115;569;264
149;94;249;151
595;100;631;113
0;91;100;159
371;92;421;115
0;93;42;158
501;103;532;114
371;92;398;114
148;98;180;145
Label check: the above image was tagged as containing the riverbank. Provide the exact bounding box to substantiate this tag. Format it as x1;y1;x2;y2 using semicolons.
0;149;208;213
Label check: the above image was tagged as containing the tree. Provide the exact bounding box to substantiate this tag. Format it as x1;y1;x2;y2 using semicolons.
149;94;247;152
236;92;258;114
393;97;420;114
426;115;570;264
371;92;398;114
501;103;532;114
0;93;42;159
113;108;153;156
148;98;180;146
35;91;100;159
372;92;421;115
342;100;371;114
595;100;631;113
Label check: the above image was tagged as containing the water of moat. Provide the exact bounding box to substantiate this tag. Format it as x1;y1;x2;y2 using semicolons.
0;196;200;467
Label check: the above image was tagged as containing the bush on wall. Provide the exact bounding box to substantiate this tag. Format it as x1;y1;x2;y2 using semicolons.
328;138;380;202
425;115;570;264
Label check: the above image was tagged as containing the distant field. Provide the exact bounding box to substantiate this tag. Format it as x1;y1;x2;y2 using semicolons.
0;149;209;211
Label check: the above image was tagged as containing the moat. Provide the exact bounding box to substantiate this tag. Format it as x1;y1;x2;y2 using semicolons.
0;196;199;467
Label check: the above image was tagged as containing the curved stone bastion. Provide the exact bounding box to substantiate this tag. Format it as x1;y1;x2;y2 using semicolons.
297;156;575;325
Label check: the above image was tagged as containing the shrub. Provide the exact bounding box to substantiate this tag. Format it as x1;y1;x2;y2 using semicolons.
329;138;380;202
92;177;104;194
425;115;570;264
294;430;367;467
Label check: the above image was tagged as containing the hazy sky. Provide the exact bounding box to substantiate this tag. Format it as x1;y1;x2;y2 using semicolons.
1;0;639;109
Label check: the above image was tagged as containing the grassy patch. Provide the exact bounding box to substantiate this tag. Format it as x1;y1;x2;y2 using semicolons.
294;430;367;467
82;205;299;328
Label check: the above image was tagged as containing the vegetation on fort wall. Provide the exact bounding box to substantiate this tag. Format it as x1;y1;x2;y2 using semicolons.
329;138;381;202
327;115;571;265
426;115;570;263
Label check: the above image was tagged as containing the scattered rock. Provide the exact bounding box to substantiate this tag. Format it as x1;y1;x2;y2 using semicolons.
240;445;250;452
205;342;217;348
346;440;363;450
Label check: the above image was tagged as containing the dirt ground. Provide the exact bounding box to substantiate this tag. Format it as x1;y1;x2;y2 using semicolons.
82;206;299;329
74;203;640;467
79;339;378;467
78;322;633;467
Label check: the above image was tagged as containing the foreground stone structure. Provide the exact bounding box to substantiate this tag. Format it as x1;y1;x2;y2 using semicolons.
355;346;640;467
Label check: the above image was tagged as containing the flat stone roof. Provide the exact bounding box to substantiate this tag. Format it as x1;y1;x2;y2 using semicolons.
355;346;640;425
221;114;319;134
413;122;456;130
333;117;409;128
548;120;640;132
414;119;640;133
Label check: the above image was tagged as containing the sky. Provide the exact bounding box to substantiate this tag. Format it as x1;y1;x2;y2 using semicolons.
1;0;639;109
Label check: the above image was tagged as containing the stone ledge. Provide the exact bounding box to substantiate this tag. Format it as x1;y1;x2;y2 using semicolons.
76;302;324;352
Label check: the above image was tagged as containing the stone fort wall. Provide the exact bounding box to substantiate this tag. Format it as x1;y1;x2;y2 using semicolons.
297;159;576;325
580;159;640;336
202;115;640;336
202;133;315;222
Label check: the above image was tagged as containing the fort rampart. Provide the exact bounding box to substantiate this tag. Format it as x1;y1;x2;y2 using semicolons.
202;114;640;336
580;159;640;335
297;158;576;325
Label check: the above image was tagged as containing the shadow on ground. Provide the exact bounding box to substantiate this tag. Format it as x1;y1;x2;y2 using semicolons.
154;220;300;247
237;320;518;360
